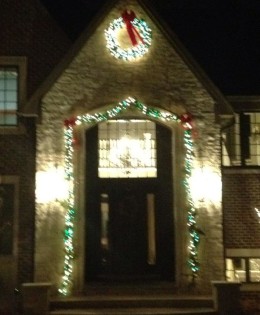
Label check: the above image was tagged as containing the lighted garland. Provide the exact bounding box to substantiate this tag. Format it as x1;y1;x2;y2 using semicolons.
184;129;200;280
105;11;152;61
59;97;200;295
58;124;75;296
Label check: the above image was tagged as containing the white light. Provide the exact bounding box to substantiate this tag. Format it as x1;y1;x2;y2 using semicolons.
189;166;222;206
255;208;260;223
109;134;153;168
36;167;69;203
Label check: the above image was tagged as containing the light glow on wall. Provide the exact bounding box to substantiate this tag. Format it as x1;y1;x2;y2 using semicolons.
36;166;69;203
189;166;222;206
255;207;260;223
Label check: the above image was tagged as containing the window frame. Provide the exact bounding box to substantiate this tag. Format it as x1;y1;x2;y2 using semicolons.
222;111;260;167
0;57;27;131
226;257;260;283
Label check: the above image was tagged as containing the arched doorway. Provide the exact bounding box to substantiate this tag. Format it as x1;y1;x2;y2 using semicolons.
85;119;175;282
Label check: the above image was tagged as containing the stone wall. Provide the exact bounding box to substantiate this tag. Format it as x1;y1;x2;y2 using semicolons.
35;0;224;294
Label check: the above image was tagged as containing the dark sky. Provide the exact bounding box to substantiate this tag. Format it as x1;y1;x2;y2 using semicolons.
41;0;260;95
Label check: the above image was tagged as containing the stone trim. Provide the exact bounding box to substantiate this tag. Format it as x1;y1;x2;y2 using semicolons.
222;167;260;174
240;283;260;292
226;248;260;257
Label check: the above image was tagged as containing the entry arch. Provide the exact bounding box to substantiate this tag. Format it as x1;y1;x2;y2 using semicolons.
60;97;195;294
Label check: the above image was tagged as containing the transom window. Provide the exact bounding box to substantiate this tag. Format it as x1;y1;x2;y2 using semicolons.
0;67;18;126
222;112;260;166
98;119;157;178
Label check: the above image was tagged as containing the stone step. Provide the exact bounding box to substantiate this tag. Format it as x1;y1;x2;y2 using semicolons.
50;307;217;315
50;295;216;315
50;295;214;309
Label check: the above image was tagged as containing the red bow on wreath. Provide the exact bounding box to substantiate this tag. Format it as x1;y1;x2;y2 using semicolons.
121;10;144;46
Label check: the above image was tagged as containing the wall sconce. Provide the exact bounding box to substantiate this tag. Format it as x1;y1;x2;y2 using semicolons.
36;166;69;203
189;166;222;207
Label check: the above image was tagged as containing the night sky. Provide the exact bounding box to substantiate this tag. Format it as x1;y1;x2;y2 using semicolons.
41;0;260;95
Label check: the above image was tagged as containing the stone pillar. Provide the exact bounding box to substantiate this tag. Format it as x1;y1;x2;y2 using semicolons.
22;283;52;315
212;281;241;315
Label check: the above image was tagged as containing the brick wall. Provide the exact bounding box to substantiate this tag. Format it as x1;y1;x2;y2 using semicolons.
240;291;260;314
0;0;71;98
0;118;36;286
0;0;72;296
223;172;260;248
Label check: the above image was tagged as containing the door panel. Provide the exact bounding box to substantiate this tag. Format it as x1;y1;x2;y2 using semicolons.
104;183;147;275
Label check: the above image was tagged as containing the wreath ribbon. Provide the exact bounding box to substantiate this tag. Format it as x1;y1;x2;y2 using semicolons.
122;10;144;46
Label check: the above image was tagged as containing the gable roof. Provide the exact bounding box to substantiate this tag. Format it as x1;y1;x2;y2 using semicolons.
24;0;234;124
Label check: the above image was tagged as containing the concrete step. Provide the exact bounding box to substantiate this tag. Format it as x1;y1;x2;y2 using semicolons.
50;307;217;315
50;295;217;315
50;295;214;309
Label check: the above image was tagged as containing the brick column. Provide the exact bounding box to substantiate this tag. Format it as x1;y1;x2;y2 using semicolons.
22;283;52;315
212;281;241;315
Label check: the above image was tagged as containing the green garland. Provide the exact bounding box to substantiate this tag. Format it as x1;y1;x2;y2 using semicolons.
59;97;199;295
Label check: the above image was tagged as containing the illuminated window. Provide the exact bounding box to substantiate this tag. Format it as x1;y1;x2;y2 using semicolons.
98;119;157;178
249;258;260;282
0;67;18;126
226;257;260;282
226;258;246;282
222;113;260;166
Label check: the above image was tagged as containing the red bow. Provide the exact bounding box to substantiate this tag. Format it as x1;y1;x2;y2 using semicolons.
64;117;76;128
180;113;193;130
121;10;144;46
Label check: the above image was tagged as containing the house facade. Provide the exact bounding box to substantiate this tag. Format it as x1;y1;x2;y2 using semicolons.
0;0;259;312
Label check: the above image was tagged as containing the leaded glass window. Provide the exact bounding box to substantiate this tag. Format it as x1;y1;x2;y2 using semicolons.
0;67;18;125
98;119;157;178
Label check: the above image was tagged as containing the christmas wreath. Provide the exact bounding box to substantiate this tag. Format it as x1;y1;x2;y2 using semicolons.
105;10;152;61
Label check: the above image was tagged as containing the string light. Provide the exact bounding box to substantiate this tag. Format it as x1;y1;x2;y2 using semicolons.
60;97;199;294
184;129;200;279
105;16;152;61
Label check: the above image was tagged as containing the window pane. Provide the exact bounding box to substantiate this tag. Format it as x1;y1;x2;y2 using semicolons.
249;259;260;282
0;80;4;89
0;67;18;126
6;91;17;102
245;113;260;166
6;102;17;110
226;258;246;282
5;114;17;125
6;79;17;90
222;114;242;166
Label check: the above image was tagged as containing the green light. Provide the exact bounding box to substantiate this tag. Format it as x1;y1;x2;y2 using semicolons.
60;98;199;295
